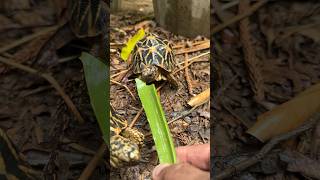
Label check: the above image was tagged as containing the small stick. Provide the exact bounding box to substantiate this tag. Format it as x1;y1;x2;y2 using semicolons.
214;112;320;180
0;26;59;53
129;107;144;128
78;143;107;180
211;0;268;35
111;69;129;78
168;105;200;124
174;58;209;75
175;41;210;55
0;56;84;124
184;53;194;95
173;40;210;49
62;138;96;155
58;55;79;64
111;80;136;100
177;52;210;66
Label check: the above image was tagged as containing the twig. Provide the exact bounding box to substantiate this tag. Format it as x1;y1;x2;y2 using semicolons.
0;56;85;124
156;82;166;92
78;143;107;180
62;138;96;155
188;88;210;107
174;54;209;75
177;52;210;66
129;107;144;128
175;41;210;55
173;40;210;50
221;0;240;10
111;69;129;78
214;112;320;180
20;85;52;97
0;26;59;53
239;0;265;102
58;55;79;64
111;80;136;100
184;53;194;95
168;106;198;124
168;100;209;124
211;0;268;35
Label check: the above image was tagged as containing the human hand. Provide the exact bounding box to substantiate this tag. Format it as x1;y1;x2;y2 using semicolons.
152;144;210;180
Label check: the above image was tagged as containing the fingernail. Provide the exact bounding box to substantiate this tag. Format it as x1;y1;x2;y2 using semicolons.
152;164;170;178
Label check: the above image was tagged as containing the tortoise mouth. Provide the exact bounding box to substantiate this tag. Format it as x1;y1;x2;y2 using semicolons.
141;74;157;84
141;66;159;83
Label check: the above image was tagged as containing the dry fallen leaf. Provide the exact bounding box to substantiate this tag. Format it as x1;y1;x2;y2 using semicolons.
247;83;320;142
188;88;210;107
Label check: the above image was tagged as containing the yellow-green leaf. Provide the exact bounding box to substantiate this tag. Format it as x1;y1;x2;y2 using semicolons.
120;29;145;61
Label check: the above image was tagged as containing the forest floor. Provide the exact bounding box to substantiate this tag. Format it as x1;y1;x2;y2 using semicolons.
110;2;210;179
0;0;210;179
212;0;320;179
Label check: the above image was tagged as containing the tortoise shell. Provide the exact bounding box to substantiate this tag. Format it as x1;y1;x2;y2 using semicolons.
68;0;108;38
132;33;175;74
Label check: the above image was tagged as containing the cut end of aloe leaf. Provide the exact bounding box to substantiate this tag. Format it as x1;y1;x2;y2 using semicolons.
135;78;177;164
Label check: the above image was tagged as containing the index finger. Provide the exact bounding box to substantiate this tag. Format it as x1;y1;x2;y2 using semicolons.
175;144;210;171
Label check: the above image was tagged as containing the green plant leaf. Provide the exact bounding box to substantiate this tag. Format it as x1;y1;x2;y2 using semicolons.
135;78;176;164
120;28;145;61
80;52;109;145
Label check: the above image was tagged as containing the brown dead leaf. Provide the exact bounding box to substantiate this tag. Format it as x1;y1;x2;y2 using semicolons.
247;83;320;142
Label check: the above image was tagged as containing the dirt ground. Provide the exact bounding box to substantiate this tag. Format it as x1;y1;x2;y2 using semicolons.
2;0;319;180
212;0;320;179
110;1;210;179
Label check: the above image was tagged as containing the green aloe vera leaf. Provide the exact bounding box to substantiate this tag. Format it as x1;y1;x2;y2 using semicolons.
80;52;109;144
135;78;177;164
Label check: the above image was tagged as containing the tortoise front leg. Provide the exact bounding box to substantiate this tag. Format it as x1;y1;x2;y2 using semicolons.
166;73;179;89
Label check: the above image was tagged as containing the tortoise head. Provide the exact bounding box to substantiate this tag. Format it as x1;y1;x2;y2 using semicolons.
141;65;159;84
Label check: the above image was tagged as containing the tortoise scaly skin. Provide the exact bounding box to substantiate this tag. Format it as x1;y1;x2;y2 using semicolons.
132;33;179;88
110;115;144;168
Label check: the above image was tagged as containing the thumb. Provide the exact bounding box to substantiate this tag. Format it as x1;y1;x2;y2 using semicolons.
152;163;209;180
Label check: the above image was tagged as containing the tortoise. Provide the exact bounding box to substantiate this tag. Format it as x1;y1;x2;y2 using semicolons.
68;0;108;38
110;114;144;168
67;0;109;59
131;33;179;88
